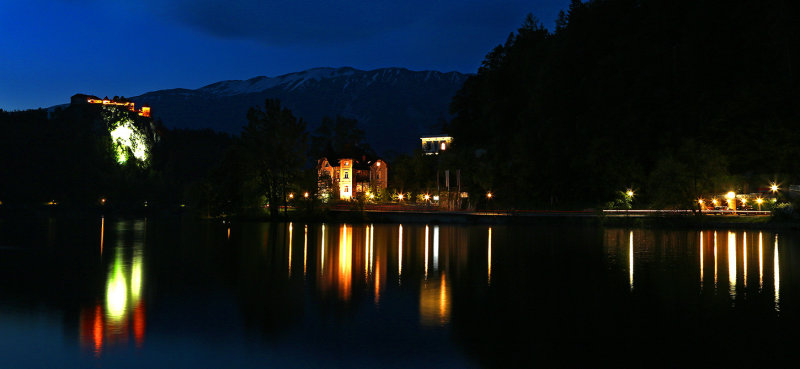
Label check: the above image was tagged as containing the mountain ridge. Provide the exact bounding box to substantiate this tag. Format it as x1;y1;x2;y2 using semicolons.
127;66;470;154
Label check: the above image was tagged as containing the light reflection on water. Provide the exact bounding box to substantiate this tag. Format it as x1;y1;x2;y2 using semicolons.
79;219;147;357
4;218;800;367
605;228;784;311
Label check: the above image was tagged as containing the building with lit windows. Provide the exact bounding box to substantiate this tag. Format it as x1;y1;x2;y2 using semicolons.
317;156;387;200
420;135;452;155
71;94;151;117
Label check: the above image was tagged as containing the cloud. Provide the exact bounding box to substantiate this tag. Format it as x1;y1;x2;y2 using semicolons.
129;0;563;46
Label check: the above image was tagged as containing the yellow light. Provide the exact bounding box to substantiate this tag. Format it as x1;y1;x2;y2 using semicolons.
626;189;634;197
304;192;309;198
487;192;493;199
712;199;719;206
424;194;430;200
106;251;128;324
726;191;736;200
698;199;704;204
398;194;404;201
771;183;779;192
289;193;294;199
741;198;747;205
369;193;375;199
757;198;764;204
376;162;381;167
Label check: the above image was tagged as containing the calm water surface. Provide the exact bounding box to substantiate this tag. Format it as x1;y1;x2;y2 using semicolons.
1;217;800;367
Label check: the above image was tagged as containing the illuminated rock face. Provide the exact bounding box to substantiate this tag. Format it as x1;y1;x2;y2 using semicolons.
110;118;149;164
101;106;158;167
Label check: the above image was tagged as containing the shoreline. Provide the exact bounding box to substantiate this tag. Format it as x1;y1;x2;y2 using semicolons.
2;207;798;230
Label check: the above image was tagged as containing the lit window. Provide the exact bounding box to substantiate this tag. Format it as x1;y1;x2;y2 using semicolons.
344;186;349;193
441;142;446;150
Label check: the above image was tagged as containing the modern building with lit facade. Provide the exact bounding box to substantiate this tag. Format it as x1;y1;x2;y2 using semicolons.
420;135;452;155
317;156;387;200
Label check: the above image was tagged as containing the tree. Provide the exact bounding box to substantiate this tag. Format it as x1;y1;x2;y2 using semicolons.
239;99;308;218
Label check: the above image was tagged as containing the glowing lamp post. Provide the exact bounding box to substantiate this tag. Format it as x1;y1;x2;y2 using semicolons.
698;199;704;211
756;197;764;211
770;183;779;193
725;191;736;211
303;192;309;199
626;190;634;198
398;194;404;202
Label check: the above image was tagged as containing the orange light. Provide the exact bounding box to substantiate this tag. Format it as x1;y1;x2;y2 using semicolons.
304;192;309;198
487;192;493;199
398;194;404;201
424;194;430;200
289;193;294;199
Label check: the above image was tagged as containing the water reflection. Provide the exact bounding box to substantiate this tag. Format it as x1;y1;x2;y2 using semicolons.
605;229;784;310
80;219;147;356
628;231;633;291
420;275;450;327
774;234;780;312
728;231;736;298
488;227;492;285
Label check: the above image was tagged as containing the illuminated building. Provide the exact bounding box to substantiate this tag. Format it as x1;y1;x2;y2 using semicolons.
317;156;388;200
420;135;453;155
71;94;151;117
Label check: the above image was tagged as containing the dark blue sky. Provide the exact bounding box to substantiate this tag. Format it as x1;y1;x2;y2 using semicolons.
1;0;568;111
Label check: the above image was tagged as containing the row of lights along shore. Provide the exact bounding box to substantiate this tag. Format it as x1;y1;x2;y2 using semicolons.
696;183;780;211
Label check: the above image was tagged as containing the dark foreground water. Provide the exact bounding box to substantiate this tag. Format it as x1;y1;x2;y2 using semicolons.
1;217;800;367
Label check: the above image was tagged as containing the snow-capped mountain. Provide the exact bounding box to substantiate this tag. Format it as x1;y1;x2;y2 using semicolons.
130;67;470;154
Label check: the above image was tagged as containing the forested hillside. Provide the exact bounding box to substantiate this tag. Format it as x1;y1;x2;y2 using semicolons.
446;0;800;209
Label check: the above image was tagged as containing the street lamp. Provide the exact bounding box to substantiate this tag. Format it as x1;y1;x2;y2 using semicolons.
304;192;309;199
398;194;404;201
626;189;634;198
726;191;736;211
756;197;764;211
289;193;294;199
698;199;704;211
770;183;779;193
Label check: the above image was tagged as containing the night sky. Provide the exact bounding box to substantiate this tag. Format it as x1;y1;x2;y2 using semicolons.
1;0;568;111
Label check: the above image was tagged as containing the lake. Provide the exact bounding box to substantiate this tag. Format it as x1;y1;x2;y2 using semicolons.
0;217;798;367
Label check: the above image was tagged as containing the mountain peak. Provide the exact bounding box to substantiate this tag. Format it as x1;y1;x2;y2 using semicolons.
131;67;471;154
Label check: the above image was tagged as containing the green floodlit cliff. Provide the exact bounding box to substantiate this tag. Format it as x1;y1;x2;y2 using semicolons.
100;105;158;166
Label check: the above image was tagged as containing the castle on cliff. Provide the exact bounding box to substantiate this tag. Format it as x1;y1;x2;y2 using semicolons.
71;94;150;117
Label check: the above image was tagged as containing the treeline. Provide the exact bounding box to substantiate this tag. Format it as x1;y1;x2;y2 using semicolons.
0;100;378;218
0;105;231;212
445;0;800;209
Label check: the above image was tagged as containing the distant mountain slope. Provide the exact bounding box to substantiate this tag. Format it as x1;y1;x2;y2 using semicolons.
130;67;470;155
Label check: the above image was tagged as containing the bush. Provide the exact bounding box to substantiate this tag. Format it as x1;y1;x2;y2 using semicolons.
772;202;798;221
